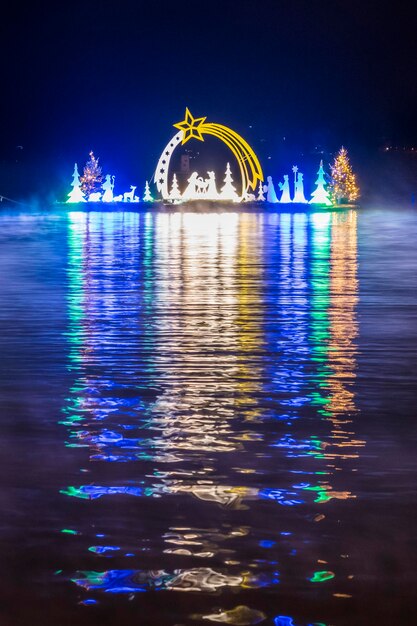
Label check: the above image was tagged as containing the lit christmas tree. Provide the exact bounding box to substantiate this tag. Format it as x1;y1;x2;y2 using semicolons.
257;179;265;201
143;181;153;202
80;151;103;197
329;147;360;204
309;160;332;206
67;163;86;203
169;174;182;201
220;163;239;201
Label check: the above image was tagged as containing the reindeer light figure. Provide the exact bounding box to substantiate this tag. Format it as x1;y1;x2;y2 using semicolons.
123;186;137;202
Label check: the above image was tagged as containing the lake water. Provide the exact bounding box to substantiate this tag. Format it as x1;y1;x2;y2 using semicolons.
0;207;416;626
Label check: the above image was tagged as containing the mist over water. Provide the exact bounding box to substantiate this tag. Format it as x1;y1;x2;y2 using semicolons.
0;207;416;625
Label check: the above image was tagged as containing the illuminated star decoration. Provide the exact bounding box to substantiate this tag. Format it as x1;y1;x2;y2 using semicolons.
174;108;207;145
155;109;264;200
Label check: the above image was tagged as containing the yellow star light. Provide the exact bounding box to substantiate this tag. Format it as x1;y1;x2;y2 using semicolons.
174;108;207;144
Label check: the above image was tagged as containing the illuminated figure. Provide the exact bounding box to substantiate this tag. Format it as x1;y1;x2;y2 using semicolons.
66;163;86;203
266;175;279;203
102;174;115;202
204;171;219;200
278;175;292;203
182;172;200;200
220;163;239;201
309;160;332;205
123;186;137;202
293;172;308;203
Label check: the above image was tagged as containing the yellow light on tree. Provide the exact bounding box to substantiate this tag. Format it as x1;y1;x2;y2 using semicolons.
329;146;360;204
80;151;103;198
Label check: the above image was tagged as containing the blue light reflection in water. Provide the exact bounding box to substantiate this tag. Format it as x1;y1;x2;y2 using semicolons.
3;206;417;624
62;209;364;611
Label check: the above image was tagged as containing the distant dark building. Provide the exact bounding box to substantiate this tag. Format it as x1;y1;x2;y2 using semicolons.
180;154;190;174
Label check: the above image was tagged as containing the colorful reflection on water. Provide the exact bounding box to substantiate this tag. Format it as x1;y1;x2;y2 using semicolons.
60;209;364;619
2;205;416;625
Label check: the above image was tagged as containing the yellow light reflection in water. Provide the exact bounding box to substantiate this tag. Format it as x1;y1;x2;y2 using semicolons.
328;210;358;415
325;210;365;462
236;214;265;418
141;212;266;508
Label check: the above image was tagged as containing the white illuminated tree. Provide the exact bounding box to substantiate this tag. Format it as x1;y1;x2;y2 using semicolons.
67;163;86;203
220;163;239;201
143;180;153;202
309;160;332;205
257;179;265;201
169;174;182;201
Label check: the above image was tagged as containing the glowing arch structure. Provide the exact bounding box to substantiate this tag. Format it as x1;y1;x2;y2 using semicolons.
154;108;263;201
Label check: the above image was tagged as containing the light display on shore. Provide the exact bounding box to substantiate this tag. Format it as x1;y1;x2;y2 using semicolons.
64;120;359;207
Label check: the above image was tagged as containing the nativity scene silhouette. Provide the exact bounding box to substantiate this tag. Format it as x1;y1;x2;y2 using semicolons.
180;164;239;202
67;159;332;205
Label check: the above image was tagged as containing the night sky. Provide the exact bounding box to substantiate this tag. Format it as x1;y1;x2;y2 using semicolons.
1;0;417;198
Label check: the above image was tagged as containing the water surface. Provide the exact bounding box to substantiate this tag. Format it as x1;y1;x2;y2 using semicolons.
0;207;416;625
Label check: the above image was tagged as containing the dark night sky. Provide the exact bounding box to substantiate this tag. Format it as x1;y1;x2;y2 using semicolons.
1;0;417;196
